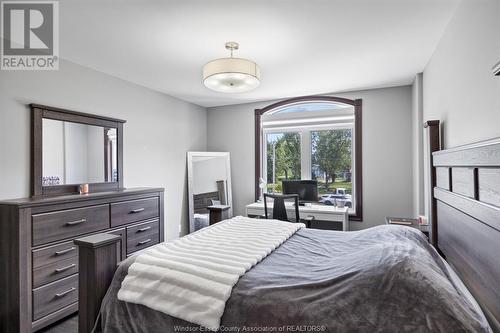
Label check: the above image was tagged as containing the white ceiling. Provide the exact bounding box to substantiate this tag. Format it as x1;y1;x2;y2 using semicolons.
60;0;458;107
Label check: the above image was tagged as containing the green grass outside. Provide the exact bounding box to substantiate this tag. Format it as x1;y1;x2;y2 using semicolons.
317;180;352;195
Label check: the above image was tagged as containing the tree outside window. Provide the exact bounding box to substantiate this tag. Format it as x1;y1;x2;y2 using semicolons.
311;129;352;196
266;132;301;193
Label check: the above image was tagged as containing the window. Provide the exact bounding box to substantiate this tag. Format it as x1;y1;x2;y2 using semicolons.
255;97;362;220
266;132;301;193
311;128;353;209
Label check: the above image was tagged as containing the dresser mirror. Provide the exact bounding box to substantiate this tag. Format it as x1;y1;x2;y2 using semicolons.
187;152;233;233
31;104;125;197
42;119;118;186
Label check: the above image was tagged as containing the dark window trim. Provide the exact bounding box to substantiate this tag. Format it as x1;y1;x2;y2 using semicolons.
254;95;363;221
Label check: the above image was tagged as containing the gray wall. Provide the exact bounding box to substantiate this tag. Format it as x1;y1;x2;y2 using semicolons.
207;86;413;230
192;157;228;195
42;119;65;183
411;73;424;217
64;122;90;184
86;125;106;183
422;0;500;218
0;59;207;240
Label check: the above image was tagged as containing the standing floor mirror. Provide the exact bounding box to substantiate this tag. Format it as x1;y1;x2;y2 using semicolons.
187;152;233;233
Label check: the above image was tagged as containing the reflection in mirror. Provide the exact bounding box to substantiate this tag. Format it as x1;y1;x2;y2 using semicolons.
42;119;117;186
187;152;232;233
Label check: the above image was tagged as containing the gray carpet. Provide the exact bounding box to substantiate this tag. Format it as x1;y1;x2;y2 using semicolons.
38;314;77;333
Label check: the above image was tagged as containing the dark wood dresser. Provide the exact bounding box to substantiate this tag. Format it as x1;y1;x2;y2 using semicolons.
0;187;164;333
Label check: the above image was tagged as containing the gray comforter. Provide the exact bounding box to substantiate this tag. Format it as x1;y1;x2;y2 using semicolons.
97;225;491;333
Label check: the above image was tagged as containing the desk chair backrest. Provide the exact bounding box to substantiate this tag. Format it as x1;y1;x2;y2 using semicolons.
263;193;300;223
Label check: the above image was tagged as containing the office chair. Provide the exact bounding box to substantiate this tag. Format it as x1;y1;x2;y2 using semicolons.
263;193;300;223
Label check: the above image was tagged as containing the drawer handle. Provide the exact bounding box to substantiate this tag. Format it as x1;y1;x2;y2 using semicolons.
130;208;145;214
138;238;152;245
66;219;86;226
54;247;76;256
55;287;76;298
137;226;151;232
54;264;76;273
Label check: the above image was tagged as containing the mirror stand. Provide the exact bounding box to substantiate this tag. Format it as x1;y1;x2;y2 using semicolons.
187;152;233;233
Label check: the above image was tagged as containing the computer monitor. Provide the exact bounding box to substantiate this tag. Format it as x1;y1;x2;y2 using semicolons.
282;180;318;203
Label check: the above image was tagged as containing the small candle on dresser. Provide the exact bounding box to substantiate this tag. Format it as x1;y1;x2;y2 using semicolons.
79;183;89;194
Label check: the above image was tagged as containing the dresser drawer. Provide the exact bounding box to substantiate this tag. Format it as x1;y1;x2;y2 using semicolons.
111;197;159;227
32;240;78;269
32;205;110;246
33;256;78;288
32;274;78;321
126;220;160;254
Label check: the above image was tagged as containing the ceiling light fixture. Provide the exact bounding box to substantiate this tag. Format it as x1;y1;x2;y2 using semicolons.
203;42;260;93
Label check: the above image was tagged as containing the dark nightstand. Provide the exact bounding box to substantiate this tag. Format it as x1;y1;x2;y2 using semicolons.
207;205;231;225
385;217;429;239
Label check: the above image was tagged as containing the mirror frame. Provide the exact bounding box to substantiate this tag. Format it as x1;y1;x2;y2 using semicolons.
187;151;233;233
30;104;126;197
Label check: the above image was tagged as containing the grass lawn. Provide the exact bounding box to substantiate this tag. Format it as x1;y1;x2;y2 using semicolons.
317;180;352;195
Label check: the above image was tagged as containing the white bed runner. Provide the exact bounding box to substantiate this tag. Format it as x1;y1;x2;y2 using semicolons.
117;216;304;330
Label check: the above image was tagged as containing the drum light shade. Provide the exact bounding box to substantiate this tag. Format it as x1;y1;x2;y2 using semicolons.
203;42;261;93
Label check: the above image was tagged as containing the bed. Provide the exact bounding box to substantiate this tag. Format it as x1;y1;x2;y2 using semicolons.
75;122;500;333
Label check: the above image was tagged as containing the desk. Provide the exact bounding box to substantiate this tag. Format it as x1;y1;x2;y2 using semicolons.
246;202;350;231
